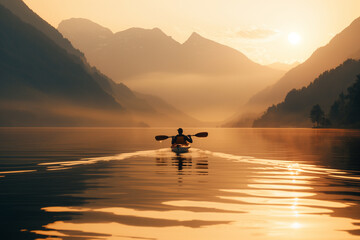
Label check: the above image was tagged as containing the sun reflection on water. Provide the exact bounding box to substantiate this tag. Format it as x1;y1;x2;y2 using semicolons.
33;149;360;240
291;222;302;229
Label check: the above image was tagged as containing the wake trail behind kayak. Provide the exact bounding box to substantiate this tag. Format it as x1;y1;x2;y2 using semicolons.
36;148;360;181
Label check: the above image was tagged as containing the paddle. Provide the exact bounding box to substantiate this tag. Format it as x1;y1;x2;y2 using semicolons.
155;132;208;141
155;135;170;141
193;132;208;138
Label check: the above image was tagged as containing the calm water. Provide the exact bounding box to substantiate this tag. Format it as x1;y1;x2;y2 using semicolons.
0;128;360;240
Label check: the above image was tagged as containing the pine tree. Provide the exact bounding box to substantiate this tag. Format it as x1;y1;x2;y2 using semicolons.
310;104;324;127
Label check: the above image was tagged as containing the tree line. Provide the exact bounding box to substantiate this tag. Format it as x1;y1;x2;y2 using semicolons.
253;59;360;128
310;75;360;128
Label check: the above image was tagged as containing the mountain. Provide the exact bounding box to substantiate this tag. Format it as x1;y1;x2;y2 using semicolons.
0;4;134;126
0;0;200;127
58;18;272;78
59;19;182;80
181;32;266;74
253;59;360;127
58;18;284;121
57;17;113;55
248;16;360;110
0;0;82;58
267;62;300;72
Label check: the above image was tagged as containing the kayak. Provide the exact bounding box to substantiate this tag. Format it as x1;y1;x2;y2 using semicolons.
171;143;191;154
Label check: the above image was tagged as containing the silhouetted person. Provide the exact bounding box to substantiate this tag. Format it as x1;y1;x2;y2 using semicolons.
172;128;193;145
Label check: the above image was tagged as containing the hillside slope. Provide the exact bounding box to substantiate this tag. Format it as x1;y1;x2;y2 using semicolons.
253;59;360;127
0;4;133;126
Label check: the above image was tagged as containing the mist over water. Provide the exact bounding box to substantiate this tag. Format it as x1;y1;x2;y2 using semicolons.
125;72;274;121
1;128;360;239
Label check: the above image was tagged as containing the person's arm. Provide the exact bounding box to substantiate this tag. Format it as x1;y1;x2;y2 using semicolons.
172;136;176;144
186;135;193;143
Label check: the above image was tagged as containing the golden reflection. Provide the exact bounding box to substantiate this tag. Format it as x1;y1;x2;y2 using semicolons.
218;196;348;208
42;206;243;222
38;197;360;240
40;238;62;240
39;149;171;170
221;189;316;198
210;151;347;177
255;175;318;179
287;163;301;171
34;230;66;237
33;216;360;240
253;178;310;184
33;148;360;240
36;186;360;240
294;211;299;217
330;174;360;181
47;167;71;171
291;222;302;229
0;170;36;174
247;184;312;190
164;200;333;215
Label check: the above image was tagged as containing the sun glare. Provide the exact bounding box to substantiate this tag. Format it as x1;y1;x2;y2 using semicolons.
288;32;301;45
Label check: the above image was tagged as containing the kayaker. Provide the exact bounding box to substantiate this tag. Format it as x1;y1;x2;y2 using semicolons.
172;128;193;145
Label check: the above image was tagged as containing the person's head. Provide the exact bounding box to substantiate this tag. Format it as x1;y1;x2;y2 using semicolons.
177;128;183;135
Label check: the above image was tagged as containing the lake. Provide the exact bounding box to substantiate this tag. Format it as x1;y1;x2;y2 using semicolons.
1;128;360;240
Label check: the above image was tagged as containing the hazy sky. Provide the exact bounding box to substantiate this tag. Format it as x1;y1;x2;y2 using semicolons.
24;0;360;65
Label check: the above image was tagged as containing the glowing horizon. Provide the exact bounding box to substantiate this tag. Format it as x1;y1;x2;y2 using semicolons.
23;0;360;65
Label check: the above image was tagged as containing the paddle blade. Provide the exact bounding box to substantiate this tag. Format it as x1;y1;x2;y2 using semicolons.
194;132;208;138
155;135;170;141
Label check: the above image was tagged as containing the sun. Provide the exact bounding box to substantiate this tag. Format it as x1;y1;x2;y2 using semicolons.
288;32;301;45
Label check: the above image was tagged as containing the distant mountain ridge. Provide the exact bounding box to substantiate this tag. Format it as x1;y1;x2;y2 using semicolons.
59;18;277;80
58;18;284;120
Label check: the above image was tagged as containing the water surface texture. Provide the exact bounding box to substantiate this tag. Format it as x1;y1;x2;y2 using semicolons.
0;128;360;240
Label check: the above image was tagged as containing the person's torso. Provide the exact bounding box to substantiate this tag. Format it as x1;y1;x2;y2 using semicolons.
174;135;187;144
